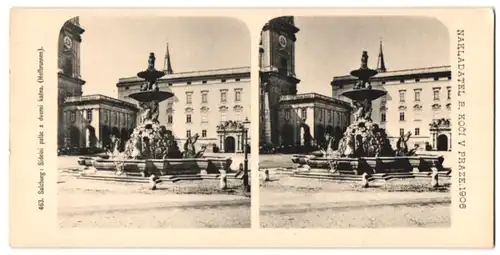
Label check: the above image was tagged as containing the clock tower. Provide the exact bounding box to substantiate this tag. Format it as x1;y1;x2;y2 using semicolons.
259;16;300;146
58;16;86;149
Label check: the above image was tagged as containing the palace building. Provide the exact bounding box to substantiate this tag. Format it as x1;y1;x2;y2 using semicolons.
116;65;251;153
277;93;352;147
259;17;352;148
331;42;452;151
62;95;138;150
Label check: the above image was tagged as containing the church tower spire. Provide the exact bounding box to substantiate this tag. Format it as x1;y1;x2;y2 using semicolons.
164;43;173;74
377;39;387;73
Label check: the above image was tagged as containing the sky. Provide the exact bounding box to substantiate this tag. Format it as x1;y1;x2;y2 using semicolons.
78;16;250;97
294;16;450;96
75;16;449;98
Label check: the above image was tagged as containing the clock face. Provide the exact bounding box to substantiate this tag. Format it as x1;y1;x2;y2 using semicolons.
63;36;73;50
278;35;287;48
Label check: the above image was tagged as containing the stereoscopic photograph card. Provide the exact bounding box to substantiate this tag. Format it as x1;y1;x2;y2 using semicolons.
9;8;494;248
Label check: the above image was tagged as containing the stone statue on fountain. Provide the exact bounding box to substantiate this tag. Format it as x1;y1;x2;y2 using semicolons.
182;133;204;158
106;53;184;161
395;131;412;156
353;51;373;90
352;98;373;122
334;51;395;158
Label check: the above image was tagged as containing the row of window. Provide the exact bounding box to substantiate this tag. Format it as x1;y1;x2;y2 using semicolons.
166;112;244;124
186;89;242;104
65;109;132;127
282;109;346;123
382;111;445;122
400;128;420;136
398;87;451;103
186;129;207;138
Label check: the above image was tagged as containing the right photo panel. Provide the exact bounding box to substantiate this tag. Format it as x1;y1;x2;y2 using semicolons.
258;16;452;228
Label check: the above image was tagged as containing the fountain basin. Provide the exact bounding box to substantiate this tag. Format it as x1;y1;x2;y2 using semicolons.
291;154;445;175
341;88;387;102
129;91;174;102
78;156;233;176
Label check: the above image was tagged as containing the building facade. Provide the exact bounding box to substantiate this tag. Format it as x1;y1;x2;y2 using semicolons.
259;16;301;146
116;66;251;153
62;95;138;150
278;93;352;147
58;17;86;149
331;43;452;151
259;16;354;149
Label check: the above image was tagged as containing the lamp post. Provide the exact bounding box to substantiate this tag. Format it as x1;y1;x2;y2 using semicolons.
242;117;250;191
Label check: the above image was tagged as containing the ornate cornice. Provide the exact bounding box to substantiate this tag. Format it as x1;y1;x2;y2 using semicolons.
233;105;243;112
219;105;229;112
58;72;86;85
432;104;442;110
200;106;209;113
117;66;250;87
63;94;138;112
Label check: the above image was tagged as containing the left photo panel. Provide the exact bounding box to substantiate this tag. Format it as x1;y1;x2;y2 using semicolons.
57;16;252;228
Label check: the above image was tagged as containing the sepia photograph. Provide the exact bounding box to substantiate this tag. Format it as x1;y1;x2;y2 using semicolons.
9;8;494;248
258;16;453;228
56;15;252;228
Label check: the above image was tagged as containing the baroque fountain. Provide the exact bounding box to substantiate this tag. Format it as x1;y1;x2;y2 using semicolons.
291;51;448;180
78;53;232;177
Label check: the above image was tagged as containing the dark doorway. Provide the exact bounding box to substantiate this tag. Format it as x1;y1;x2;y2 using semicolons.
111;127;120;137
224;136;236;153
101;126;110;150
69;126;80;148
315;125;326;145
281;124;294;146
437;134;448;151
326;125;334;136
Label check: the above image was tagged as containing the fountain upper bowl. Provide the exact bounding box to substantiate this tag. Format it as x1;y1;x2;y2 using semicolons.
341;88;387;101
129;91;174;102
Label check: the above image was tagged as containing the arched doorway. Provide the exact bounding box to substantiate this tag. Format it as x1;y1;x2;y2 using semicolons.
326;125;334;136
224;136;236;153
281;124;294;146
85;126;96;148
333;126;343;150
101;126;111;150
69;126;80;148
111;127;120;137
437;134;448;151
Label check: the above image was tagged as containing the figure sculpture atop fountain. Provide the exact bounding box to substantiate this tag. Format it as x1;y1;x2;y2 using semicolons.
360;50;369;69
147;52;156;70
353;51;374;90
139;53;161;92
